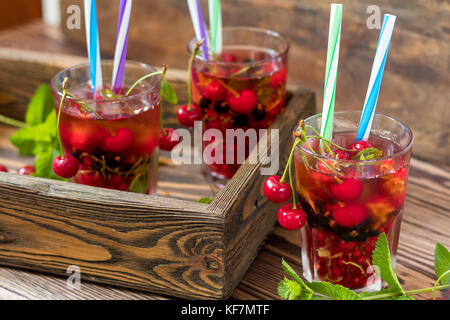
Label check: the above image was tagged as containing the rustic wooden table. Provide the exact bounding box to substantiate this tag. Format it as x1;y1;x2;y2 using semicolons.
0;22;448;300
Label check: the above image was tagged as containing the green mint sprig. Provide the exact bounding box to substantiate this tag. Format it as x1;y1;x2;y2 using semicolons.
0;84;66;180
278;233;450;300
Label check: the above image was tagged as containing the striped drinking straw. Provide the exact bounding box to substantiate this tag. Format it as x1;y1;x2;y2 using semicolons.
112;0;133;94
208;0;222;55
356;14;396;141
320;3;343;142
187;0;210;58
84;0;103;97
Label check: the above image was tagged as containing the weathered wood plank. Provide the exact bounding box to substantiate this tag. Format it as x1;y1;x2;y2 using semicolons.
0;158;447;300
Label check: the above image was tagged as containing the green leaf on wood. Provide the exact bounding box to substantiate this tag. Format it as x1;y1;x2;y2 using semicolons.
278;277;303;300
371;233;405;294
25;84;54;126
434;243;450;286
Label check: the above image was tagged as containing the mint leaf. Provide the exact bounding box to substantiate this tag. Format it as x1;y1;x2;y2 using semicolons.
353;147;383;161
434;243;450;286
308;281;362;300
25;84;54;126
281;259;313;295
371;233;405;294
161;77;178;104
278;277;303;300
196;197;213;204
10;110;57;156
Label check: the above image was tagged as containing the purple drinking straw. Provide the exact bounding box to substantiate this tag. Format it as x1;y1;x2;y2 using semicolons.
113;0;130;93
195;0;209;59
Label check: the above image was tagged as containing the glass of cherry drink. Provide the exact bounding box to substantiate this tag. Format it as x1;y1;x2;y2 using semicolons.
188;27;289;188
293;111;413;291
51;61;161;194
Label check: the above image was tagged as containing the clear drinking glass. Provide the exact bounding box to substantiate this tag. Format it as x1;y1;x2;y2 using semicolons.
188;27;289;188
51;61;161;194
293;111;413;291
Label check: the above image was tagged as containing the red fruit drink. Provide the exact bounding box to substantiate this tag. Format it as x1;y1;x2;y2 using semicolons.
189;27;289;187
294;111;413;291
52;61;161;194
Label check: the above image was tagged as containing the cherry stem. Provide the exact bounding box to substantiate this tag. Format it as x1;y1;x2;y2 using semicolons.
305;134;356;153
187;41;203;111
287;155;296;209
280;137;301;183
202;63;240;98
432;269;450;300
56;77;69;158
125;68;164;96
361;284;450;300
305;124;334;156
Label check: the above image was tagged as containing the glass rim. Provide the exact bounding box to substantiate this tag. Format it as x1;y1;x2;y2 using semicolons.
187;26;290;67
51;60;160;104
294;111;414;163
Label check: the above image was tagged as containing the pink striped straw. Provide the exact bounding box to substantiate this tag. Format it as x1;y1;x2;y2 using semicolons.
112;0;132;93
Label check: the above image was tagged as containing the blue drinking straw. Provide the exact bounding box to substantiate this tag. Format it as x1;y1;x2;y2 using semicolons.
84;0;103;96
356;14;396;141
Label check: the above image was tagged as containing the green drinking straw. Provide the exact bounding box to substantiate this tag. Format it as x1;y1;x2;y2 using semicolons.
208;0;222;54
320;3;342;142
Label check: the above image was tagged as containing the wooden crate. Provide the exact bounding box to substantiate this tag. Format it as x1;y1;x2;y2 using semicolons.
0;49;315;299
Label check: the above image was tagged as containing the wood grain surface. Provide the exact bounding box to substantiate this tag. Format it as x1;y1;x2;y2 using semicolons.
0;159;448;300
56;0;450;165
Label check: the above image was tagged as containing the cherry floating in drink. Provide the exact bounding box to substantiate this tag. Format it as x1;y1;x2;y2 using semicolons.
187;27;289;188
51;61;161;194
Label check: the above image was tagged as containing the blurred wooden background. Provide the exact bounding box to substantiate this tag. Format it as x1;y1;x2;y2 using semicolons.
0;0;448;164
0;0;41;30
58;0;449;165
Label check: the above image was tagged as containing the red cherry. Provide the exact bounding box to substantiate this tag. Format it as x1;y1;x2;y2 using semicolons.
18;165;35;176
277;203;307;231
0;165;8;172
332;203;366;228
202;80;227;101
228;89;258;114
330;178;363;201
263;175;292;203
104;128;135;154
135;137;158;155
269;68;287;88
159;128;180;151
312;160;335;185
52;155;80;178
220;53;237;63
334;149;351;160
347;140;374;155
70;126;109;152
176;104;203;127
